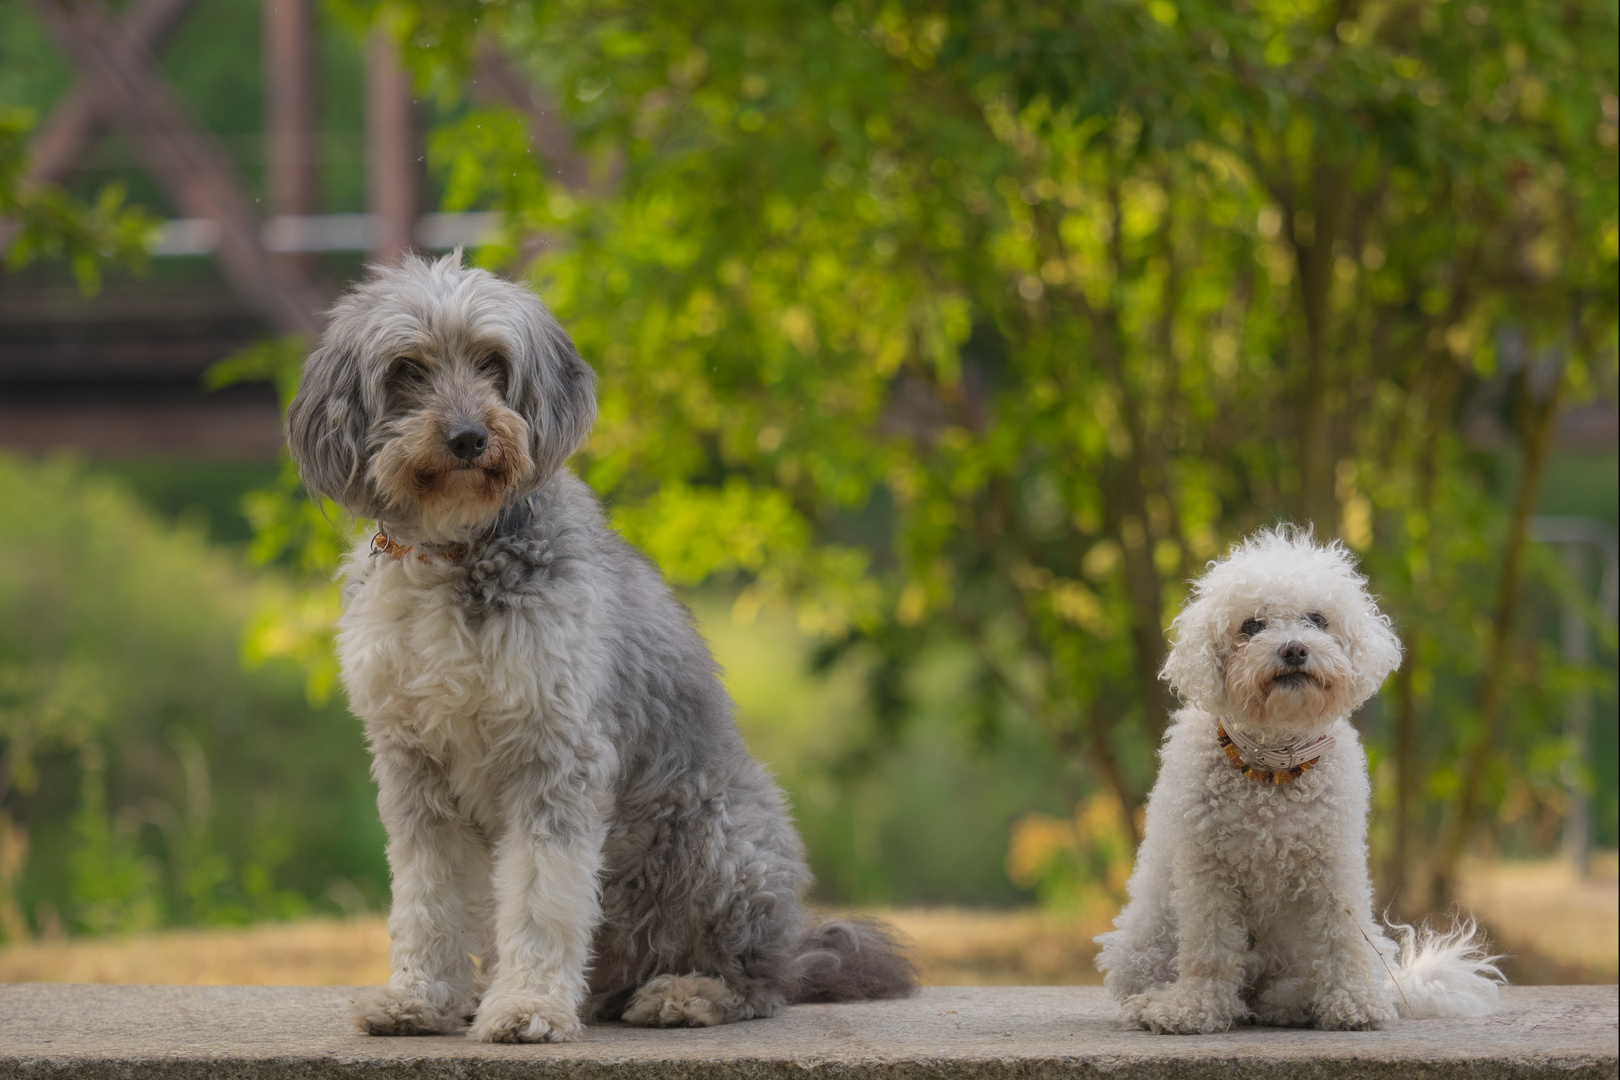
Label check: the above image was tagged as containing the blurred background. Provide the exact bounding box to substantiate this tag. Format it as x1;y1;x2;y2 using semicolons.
0;0;1615;985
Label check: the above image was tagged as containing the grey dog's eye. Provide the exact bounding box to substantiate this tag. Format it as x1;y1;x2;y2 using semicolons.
478;353;509;392
1307;611;1328;629
1240;618;1265;637
391;358;428;386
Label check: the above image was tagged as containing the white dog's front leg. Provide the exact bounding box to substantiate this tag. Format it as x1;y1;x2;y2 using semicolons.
1304;856;1398;1031
467;820;603;1043
354;747;491;1035
1128;849;1251;1034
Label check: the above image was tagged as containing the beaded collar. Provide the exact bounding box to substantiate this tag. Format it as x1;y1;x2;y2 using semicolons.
1217;722;1334;785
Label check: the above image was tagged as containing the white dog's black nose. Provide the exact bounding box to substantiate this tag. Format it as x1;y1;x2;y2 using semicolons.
447;425;489;460
1278;640;1309;666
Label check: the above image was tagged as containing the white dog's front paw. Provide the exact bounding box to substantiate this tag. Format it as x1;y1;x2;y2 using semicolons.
1127;979;1248;1035
351;985;471;1036
1313;984;1397;1031
622;974;747;1027
1251;978;1313;1028
467;992;582;1043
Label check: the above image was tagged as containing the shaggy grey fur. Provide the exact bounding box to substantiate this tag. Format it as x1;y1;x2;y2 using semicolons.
287;253;912;1041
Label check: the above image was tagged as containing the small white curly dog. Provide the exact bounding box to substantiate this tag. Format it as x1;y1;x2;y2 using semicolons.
1096;527;1503;1033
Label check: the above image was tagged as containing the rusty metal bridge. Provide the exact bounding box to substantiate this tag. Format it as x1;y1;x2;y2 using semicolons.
1;0;583;457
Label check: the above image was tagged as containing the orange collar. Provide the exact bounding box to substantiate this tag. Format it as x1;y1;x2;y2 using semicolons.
369;531;469;563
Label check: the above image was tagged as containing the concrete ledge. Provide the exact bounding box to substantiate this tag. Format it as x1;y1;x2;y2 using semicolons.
1;984;1615;1079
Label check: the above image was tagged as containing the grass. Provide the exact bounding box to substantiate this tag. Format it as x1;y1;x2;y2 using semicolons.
1456;853;1619;985
1;856;1612;988
0;908;1110;988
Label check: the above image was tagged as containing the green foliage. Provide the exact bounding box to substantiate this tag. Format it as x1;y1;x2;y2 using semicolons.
0;456;386;941
198;0;1615;911
352;0;1616;905
208;340;370;704
1005;792;1136;917
700;594;1074;905
85;461;284;546
0;106;156;294
202;335;310;409
69;743;162;936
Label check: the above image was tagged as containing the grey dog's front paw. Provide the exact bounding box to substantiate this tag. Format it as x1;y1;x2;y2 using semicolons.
351;986;469;1036
622;974;747;1027
467;992;582;1043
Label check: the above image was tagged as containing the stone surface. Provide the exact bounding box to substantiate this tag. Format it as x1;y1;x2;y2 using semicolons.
0;984;1614;1079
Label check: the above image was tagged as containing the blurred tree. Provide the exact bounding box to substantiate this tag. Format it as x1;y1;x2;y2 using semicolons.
258;0;1613;909
0;457;388;940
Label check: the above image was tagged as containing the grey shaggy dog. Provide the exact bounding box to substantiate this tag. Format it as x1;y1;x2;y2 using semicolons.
287;252;914;1043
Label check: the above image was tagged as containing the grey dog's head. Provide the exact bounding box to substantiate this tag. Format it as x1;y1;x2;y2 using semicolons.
287;252;596;544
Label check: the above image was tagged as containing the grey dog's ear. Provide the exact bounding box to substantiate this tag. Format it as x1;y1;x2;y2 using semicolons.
513;302;597;484
286;339;371;508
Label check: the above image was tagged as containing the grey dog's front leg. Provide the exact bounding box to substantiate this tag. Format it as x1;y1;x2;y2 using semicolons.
465;776;606;1043
354;745;490;1035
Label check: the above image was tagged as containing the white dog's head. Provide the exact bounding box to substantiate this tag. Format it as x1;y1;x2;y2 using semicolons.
287;252;597;544
1159;527;1401;739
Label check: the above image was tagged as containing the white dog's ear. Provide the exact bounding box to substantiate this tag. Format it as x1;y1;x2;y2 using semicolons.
1160;588;1229;713
1328;546;1404;709
511;301;597;484
287;337;372;509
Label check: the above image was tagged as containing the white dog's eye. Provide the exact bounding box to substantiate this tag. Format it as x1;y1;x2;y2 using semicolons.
1307;611;1328;629
1240;617;1265;637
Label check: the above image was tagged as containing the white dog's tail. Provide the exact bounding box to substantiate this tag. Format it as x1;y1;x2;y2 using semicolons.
1384;916;1506;1018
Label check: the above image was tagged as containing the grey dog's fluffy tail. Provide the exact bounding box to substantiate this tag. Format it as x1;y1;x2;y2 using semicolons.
788;916;917;1003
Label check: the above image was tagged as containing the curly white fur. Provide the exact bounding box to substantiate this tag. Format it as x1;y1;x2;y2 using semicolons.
1096;527;1504;1033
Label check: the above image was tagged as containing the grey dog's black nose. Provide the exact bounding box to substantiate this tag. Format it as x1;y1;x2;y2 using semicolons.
447;425;489;461
1278;640;1309;666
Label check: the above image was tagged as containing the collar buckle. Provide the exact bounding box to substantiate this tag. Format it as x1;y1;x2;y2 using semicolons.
370;530;470;564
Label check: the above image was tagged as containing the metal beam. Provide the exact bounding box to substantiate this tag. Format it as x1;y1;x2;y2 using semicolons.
0;0;193;254
149;212;500;255
30;0;326;337
264;0;319;277
21;0;196;188
366;31;416;266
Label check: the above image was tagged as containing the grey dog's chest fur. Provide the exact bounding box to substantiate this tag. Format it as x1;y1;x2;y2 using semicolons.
341;565;604;836
336;475;747;848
